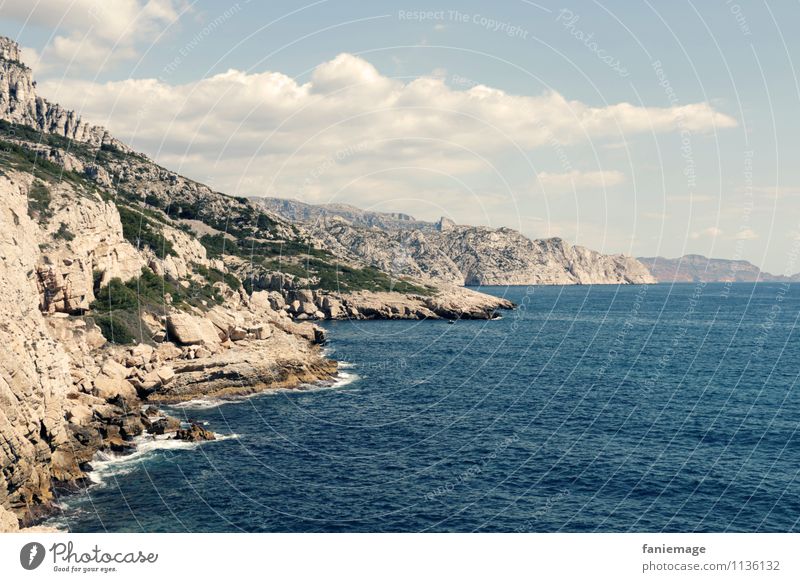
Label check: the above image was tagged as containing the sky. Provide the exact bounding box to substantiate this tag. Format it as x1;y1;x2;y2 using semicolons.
2;0;799;273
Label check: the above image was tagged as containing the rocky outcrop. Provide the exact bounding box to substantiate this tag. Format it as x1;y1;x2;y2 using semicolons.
166;313;223;346
638;254;799;283
270;286;512;321
174;424;215;442
255;198;656;286
255;196;430;231
0;174;73;526
0;37;128;151
34;180;144;313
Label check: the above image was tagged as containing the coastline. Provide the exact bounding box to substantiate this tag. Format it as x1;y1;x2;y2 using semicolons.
23;361;355;533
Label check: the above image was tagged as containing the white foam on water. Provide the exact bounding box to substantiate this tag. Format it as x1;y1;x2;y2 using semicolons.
165;366;360;410
168;398;225;411
86;432;238;487
332;370;359;388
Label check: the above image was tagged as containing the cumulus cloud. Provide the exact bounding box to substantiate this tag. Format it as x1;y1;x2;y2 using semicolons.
735;228;759;240
38;52;737;205
690;226;723;240
3;0;185;72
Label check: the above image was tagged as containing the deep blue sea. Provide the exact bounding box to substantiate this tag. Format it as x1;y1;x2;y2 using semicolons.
50;283;800;532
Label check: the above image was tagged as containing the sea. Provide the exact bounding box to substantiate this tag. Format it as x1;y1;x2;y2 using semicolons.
47;283;800;532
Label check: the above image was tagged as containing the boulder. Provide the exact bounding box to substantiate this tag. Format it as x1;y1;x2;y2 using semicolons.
322;296;344;318
229;326;248;341
93;375;137;402
101;359;129;380
127;344;154;367
166;313;222;345
155;342;182;361
155;366;175;385
174;423;216;442
65;403;94;426
0;506;19;533
146;416;182;435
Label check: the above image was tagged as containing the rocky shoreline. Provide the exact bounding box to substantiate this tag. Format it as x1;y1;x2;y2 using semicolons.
0;35;515;533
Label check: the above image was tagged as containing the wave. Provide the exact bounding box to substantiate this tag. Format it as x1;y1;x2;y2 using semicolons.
166;368;361;411
87;432;238;488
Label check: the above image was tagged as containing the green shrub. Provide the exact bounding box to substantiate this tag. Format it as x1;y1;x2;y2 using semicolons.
94;316;135;345
53;222;75;241
116;204;176;257
200;234;235;258
90;277;140;312
27;181;52;222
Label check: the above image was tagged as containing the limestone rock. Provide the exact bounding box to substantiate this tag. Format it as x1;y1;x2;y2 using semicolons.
255;197;657;286
174;423;216;442
0;37;129;152
93;375;137;402
0;506;19;532
167;313;223;345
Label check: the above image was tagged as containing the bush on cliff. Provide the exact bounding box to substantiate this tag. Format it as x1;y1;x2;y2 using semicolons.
93;315;136;345
116;204;176;258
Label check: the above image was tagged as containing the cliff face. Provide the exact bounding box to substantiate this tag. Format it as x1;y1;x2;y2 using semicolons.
0;38;127;151
0;174;73;520
260;197;431;231
256;198;657;286
638;254;799;283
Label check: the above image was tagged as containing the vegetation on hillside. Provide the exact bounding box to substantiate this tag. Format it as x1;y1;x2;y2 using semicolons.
1;120;437;298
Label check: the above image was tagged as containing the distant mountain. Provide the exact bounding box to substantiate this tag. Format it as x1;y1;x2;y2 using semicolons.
255;197;657;286
637;254;798;283
258;197;433;231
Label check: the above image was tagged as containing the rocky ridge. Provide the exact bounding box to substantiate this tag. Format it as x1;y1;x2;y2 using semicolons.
0;39;128;152
254;197;657;286
638;254;800;283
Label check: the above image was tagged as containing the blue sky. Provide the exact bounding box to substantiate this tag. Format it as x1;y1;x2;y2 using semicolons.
3;0;799;272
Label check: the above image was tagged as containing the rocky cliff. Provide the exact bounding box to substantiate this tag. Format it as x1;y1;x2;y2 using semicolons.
0;38;128;152
0;36;513;531
255;198;657;286
638;254;799;283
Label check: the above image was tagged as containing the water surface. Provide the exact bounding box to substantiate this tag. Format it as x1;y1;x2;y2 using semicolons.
51;283;800;532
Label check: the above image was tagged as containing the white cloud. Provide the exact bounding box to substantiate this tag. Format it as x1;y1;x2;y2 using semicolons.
4;0;185;72
536;170;626;192
690;226;723;240
38;52;737;206
735;228;759;240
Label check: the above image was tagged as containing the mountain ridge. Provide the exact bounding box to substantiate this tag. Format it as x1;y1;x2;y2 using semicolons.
638;254;799;283
253;196;657;286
